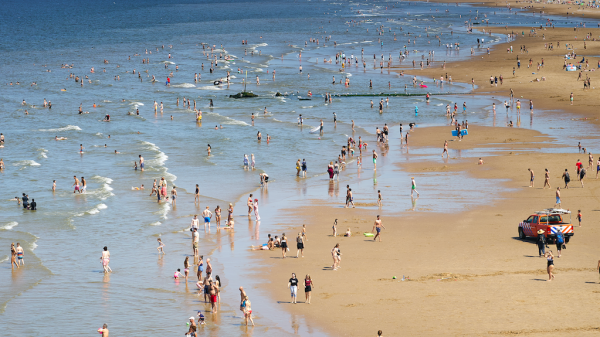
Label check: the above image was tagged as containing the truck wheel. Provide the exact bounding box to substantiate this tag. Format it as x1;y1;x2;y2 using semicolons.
565;237;570;243
518;228;526;240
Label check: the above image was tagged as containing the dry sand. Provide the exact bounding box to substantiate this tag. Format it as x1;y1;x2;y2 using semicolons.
400;25;600;125
246;7;600;336
250;126;600;336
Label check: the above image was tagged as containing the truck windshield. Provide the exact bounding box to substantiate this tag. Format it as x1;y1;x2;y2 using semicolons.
539;215;562;223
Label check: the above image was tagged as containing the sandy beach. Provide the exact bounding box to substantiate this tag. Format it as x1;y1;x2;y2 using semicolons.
247;11;600;336
402;24;600;124
251;125;600;336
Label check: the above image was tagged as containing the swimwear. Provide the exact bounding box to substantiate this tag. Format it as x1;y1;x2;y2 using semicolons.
198;264;204;272
140;163;144;168
376;227;381;233
556;197;561;203
210;294;217;303
102;258;109;266
547;257;554;266
17;252;23;259
373;158;376;164
204;217;210;223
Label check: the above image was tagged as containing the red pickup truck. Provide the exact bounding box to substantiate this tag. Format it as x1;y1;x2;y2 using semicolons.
518;209;574;243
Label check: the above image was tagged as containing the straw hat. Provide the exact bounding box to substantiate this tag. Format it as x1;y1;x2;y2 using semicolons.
537;229;545;234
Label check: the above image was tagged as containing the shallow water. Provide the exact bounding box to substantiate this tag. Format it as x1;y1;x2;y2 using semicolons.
1;0;599;335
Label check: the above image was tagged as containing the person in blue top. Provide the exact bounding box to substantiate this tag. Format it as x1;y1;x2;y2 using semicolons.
555;231;564;258
414;106;418;116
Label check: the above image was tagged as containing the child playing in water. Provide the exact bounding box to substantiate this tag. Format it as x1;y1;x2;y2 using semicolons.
174;269;182;279
157;238;165;253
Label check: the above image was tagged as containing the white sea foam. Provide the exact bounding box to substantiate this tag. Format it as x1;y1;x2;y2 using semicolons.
150;221;162;226
155;202;170;220
37;148;48;159
198;86;224;90
0;256;8;264
87;203;107;215
1;222;18;230
89;176;115;200
171;83;196;88
163;61;176;65
31;242;38;251
13;160;41;169
38;125;81;132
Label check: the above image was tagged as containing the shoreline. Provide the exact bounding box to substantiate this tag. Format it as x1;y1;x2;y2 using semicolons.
397;24;600;128
249;124;600;336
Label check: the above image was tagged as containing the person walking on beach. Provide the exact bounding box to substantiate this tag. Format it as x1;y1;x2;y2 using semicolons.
579;167;586;187
555;230;564;258
373;150;378;170
10;243;18;269
296;159;301;176
373;215;385;242
205;258;212;280
288;273;299;304
15;243;24;266
296;233;304;258
253;198;261;221
545;250;555;281
101;246;111;273
156;238;165;254
171;186;177;206
194;184;199;203
184;256;190;280
304;274;313;304
301;159;307;177
186;317;197;336
528;168;534;187
243;296;255;326
442;140;449;158
377;190;382;207
555;187;561;207
536;229;546;257
202;206;213;227
562;169;570;188
411;177;419;197
543;169;551;189
281;233;288;258
197;256;204;282
331;243;340;270
576;159;583;180
577;210;582;227
247;194;253;216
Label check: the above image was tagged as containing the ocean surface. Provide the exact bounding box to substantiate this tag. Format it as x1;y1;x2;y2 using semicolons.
0;0;598;335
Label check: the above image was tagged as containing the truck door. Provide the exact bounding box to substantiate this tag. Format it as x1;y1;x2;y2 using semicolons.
532;216;540;234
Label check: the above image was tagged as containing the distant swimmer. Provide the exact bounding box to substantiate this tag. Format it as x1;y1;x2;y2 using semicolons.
103;114;110;122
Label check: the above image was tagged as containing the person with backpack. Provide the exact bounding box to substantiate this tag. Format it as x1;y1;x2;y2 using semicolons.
536;229;546;257
579;167;586;187
555;231;565;258
562;169;570;189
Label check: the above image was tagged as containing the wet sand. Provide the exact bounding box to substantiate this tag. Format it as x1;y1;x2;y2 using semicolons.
250;125;600;336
